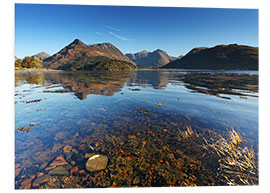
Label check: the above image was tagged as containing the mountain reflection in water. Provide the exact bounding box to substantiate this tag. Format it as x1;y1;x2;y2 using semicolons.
15;70;258;100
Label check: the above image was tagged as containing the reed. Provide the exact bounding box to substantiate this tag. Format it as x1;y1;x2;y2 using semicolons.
177;126;198;140
202;128;258;185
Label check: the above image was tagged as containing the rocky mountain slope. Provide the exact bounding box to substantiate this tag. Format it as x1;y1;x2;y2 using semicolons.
43;39;135;69
126;49;176;68
162;44;258;70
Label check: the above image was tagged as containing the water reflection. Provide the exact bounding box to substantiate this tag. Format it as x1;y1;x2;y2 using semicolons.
14;70;258;189
15;70;258;100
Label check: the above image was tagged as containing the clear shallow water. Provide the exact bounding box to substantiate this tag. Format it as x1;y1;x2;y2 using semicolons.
15;70;258;188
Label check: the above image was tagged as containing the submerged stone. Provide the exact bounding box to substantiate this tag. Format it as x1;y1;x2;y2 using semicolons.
32;174;51;187
45;155;68;171
85;154;108;172
63;145;73;153
48;166;69;175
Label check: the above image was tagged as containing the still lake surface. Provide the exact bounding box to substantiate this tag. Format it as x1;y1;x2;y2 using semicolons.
15;70;258;188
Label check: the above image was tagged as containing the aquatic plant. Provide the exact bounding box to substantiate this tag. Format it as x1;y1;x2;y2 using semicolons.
177;126;198;140
202;128;258;185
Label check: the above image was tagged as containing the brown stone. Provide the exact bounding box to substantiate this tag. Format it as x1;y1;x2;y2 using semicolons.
70;166;79;175
63;145;73;153
79;170;86;174
37;172;44;177
52;143;63;153
24;184;31;189
45;155;67;171
33;175;51;187
142;141;146;148
21;178;33;186
15;164;21;177
125;156;132;160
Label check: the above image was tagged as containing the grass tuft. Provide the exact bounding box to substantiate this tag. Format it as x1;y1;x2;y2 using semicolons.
202;128;258;185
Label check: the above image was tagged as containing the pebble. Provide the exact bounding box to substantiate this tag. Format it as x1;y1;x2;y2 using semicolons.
21;178;33;186
48;166;69;175
70;166;79;175
63;145;73;153
85;154;108;172
133;176;140;184
33;174;51;187
45;155;67;171
39;162;48;170
128;135;136;139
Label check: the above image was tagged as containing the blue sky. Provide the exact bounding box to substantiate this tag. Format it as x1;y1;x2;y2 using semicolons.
15;4;258;58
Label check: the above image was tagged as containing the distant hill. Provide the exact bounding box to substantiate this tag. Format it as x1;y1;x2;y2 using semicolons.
43;39;135;69
162;44;258;70
126;49;177;68
32;52;50;60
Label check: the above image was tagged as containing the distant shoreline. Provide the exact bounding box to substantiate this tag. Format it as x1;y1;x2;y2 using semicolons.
15;68;63;72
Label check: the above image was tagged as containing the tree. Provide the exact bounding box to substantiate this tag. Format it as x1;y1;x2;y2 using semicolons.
15;59;23;68
17;56;43;69
30;57;43;68
22;56;32;68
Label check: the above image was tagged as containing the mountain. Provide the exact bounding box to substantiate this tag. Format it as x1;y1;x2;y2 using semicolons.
126;49;177;68
43;39;135;69
57;56;136;71
162;44;258;70
32;52;50;60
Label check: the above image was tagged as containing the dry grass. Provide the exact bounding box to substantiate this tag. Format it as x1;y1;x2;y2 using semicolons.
202;128;258;185
177;126;198;140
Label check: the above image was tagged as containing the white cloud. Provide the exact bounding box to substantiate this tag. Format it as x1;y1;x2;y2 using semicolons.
108;31;130;41
95;32;103;35
105;25;121;31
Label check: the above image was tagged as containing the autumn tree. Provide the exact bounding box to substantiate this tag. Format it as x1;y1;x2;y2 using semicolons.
16;56;43;69
15;59;23;68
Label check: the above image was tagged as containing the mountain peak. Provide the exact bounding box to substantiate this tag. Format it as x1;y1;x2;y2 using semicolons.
72;39;83;44
43;39;135;68
70;39;86;46
154;49;164;53
32;51;50;60
139;50;150;54
126;49;176;68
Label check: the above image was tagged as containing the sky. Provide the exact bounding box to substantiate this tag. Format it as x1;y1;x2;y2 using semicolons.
15;4;258;58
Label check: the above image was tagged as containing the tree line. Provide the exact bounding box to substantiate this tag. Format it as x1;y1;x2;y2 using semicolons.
15;56;43;69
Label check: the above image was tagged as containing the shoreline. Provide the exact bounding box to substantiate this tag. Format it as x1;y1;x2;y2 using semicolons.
15;68;63;72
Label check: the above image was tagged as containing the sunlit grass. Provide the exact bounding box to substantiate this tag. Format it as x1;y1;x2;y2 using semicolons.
177;126;198;140
202;128;258;185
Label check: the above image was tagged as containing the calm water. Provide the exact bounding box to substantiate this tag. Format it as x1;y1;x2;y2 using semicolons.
15;70;258;189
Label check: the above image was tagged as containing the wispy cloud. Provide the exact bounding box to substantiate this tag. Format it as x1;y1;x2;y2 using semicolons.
105;25;121;31
95;32;103;35
108;31;130;41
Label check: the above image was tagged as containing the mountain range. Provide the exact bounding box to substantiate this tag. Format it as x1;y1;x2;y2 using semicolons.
126;49;179;68
43;39;135;69
32;52;51;60
23;39;258;71
163;44;258;70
